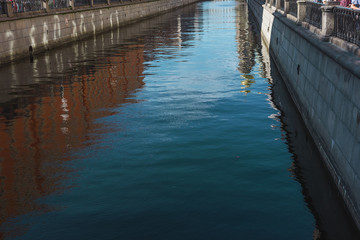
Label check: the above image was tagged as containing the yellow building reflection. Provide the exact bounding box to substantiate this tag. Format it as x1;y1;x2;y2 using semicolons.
236;0;257;94
240;74;256;94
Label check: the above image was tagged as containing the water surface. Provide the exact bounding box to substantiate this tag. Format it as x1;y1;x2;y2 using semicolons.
0;1;359;239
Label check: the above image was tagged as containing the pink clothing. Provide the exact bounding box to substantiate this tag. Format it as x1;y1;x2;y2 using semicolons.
340;0;351;7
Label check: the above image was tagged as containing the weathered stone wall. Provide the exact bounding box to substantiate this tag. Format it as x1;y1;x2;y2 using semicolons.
248;0;360;229
0;0;198;65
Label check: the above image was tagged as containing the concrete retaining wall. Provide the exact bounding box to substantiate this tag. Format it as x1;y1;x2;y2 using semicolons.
248;0;360;229
0;0;199;65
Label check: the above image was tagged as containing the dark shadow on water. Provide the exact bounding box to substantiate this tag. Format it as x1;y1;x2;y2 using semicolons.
269;57;360;240
243;0;360;237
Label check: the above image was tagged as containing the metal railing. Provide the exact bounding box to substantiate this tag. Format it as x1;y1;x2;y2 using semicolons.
49;0;70;9
305;1;323;28
289;0;297;17
271;0;276;7
93;0;107;5
11;0;44;13
0;1;7;15
74;0;90;7
110;0;131;3
280;0;284;10
334;7;360;46
0;0;146;15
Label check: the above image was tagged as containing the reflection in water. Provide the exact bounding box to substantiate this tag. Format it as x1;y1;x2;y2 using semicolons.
0;4;200;238
235;0;360;238
259;23;360;240
0;44;145;237
240;74;256;94
0;0;359;239
236;0;258;94
269;60;360;239
236;0;256;74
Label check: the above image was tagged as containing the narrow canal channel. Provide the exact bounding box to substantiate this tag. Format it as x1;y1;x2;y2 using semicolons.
0;1;359;239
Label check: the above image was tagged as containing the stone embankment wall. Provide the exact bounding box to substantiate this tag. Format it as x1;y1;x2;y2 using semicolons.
0;0;198;65
247;0;360;229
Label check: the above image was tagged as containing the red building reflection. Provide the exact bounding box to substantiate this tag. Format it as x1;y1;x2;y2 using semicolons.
0;44;145;237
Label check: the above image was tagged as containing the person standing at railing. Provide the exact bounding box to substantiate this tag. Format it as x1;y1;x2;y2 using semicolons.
350;0;360;9
11;0;18;13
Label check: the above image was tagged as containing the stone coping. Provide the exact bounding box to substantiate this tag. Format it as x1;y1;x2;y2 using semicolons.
265;5;360;79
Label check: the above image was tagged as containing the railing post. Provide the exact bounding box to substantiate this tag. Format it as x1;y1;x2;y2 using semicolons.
284;0;290;14
6;0;13;17
69;0;75;9
276;0;281;9
107;0;110;4
297;0;306;22
90;0;94;7
44;0;50;13
320;1;340;37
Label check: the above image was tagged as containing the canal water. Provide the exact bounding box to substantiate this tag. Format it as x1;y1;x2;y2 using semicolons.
0;0;359;239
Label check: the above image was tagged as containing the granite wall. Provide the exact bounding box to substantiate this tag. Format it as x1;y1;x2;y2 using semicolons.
248;0;360;229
